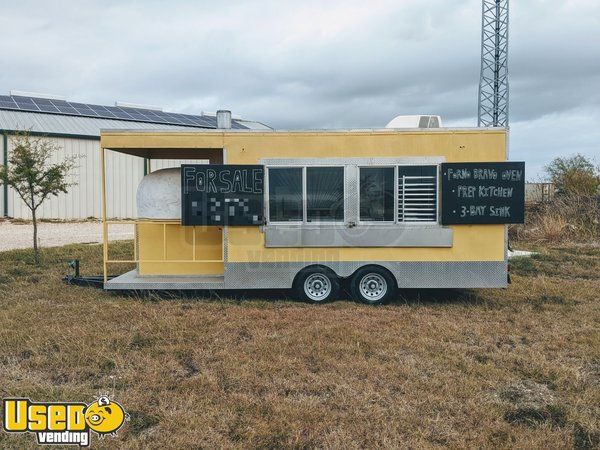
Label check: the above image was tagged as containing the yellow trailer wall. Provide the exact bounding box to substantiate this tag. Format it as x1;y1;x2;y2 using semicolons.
102;129;506;276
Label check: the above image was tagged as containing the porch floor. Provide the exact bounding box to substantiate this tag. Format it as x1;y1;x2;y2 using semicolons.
104;270;225;290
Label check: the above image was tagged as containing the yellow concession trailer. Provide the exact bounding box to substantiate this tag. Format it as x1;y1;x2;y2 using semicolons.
100;127;524;304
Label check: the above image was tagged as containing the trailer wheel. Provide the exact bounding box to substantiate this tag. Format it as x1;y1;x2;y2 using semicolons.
294;267;340;303
350;266;397;305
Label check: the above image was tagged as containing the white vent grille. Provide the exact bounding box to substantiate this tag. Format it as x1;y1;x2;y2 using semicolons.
398;172;437;222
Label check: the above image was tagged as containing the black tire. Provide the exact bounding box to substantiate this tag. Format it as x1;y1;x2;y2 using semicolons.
293;266;340;304
350;266;397;305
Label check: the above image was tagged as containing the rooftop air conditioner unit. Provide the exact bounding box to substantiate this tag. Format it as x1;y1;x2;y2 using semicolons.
385;115;442;129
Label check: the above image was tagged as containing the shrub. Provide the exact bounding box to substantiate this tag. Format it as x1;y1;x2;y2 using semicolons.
510;196;599;244
544;154;600;197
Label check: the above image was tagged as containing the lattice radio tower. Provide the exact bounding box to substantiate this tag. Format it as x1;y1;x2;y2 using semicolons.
478;0;509;127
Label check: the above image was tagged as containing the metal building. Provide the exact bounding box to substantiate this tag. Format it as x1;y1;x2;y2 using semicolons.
0;92;269;219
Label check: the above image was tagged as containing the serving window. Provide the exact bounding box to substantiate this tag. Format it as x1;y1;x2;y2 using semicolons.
359;167;395;222
306;167;344;222
263;159;449;248
268;167;303;222
267;166;345;223
266;162;439;226
359;165;439;224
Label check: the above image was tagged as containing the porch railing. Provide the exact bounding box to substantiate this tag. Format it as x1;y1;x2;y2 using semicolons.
102;220;224;282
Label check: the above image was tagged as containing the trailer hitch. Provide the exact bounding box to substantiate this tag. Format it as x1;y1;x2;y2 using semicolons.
62;259;113;288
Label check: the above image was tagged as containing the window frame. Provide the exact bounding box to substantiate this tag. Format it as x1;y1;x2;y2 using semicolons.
396;164;440;225
265;166;304;223
357;165;398;225
265;162;440;227
357;164;440;226
266;165;346;225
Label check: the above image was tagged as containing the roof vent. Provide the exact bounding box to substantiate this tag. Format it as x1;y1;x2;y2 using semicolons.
203;110;242;120
115;101;163;111
216;110;232;129
9;90;66;101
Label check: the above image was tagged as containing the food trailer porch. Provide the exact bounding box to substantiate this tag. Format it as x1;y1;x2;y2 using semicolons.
100;142;227;283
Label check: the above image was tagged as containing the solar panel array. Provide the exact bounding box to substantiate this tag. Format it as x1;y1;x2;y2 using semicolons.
0;95;247;129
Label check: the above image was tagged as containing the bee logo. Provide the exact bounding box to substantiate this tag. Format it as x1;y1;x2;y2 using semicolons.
84;396;127;436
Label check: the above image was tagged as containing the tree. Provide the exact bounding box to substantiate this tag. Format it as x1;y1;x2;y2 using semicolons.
0;131;76;264
544;154;600;197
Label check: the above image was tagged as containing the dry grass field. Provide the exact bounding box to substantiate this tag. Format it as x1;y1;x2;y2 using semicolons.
0;241;598;449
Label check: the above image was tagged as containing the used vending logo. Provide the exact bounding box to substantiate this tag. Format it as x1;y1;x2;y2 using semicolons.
2;395;128;447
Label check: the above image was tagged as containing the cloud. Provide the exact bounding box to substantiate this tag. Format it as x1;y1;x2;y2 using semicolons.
0;0;598;176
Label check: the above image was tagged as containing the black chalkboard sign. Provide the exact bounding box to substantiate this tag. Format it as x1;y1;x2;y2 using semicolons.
181;165;264;226
441;162;525;224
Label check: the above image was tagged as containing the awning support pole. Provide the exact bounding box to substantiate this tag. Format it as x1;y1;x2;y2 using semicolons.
2;133;8;217
101;147;108;283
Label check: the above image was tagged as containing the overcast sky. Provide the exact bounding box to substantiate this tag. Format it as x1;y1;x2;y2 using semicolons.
1;0;598;177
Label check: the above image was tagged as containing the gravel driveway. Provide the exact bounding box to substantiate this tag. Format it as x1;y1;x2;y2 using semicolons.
0;221;133;252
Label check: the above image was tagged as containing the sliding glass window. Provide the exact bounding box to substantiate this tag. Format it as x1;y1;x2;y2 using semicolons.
267;166;345;223
268;167;303;222
306;167;344;222
359;167;395;222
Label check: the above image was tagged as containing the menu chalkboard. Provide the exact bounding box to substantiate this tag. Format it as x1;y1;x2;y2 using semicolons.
441;162;525;225
181;165;264;226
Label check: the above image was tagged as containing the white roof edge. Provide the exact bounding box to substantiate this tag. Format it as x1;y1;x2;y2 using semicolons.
99;126;506;133
9;90;67;101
